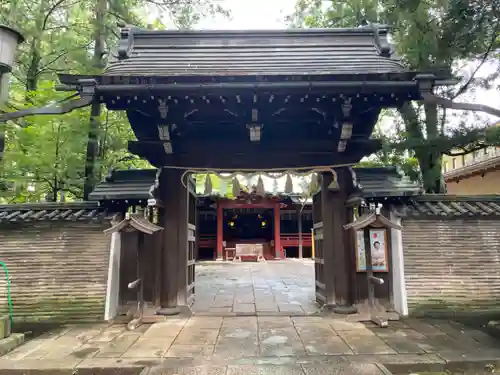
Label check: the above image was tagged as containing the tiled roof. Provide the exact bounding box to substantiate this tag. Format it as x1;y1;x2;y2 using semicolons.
354;167;422;197
104;27;408;77
90;167;422;202
89;169;157;202
0;202;111;223
392;195;500;217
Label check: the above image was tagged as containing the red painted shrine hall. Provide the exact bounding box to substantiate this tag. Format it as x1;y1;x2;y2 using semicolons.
203;193;302;261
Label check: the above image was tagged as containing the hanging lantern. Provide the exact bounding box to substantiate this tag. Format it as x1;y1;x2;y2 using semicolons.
284;174;293;194
232;177;240;197
256;175;265;196
0;26;24;74
204;174;212;195
0;26;24;107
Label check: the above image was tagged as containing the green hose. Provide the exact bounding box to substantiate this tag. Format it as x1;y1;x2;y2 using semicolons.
0;262;13;325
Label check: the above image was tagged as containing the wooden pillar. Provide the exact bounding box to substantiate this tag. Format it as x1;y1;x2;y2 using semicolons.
311;228;315;259
104;214;123;321
297;205;303;259
216;202;223;260
321;168;353;309
158;168;187;313
274;202;282;259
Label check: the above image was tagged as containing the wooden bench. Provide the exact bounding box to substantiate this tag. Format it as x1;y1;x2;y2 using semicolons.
233;243;266;262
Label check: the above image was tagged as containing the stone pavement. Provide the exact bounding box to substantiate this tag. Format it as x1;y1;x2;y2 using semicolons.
1;316;500;374
192;260;318;315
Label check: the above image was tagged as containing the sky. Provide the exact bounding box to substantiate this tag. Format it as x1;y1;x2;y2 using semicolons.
196;0;295;30
171;0;500;131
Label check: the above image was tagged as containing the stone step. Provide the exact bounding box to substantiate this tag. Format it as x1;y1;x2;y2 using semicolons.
0;333;24;357
145;363;393;375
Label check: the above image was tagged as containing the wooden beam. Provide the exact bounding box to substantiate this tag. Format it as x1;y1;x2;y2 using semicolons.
128;138;381;168
131;140;342;154
129;146;374;170
94;80;419;96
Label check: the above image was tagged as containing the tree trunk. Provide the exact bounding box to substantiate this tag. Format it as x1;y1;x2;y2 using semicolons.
416;149;445;193
83;0;106;200
399;102;446;194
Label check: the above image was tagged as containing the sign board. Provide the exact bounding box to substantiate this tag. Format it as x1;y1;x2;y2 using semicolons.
355;229;388;272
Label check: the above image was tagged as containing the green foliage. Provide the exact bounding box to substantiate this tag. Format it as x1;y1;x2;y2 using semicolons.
0;0;228;202
289;0;500;193
195;174;235;198
0;82;149;203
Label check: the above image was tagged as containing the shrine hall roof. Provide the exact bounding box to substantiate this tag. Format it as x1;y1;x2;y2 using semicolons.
103;26;407;77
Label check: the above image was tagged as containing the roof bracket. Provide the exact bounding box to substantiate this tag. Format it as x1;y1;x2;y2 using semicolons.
415;74;500;118
0;95;93;123
117;25;134;60
360;21;392;57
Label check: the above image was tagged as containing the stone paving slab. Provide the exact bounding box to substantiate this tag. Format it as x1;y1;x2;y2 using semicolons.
192;261;318;316
1;316;500;373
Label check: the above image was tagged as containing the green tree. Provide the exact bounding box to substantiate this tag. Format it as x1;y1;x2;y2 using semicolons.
289;0;500;193
1;0;229;201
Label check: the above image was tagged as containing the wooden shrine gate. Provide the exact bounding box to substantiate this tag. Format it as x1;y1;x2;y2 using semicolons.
0;26;432;318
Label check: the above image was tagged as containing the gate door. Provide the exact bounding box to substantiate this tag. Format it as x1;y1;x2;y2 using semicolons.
312;191;326;304
187;222;196;305
313;222;325;304
186;178;197;306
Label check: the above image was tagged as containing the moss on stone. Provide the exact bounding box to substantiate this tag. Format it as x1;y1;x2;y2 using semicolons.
0;297;105;323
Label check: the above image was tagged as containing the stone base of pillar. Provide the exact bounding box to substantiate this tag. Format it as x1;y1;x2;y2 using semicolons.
156;307;181;316
216;257;224;261
319;303;336;313
333;305;358;315
319;304;357;315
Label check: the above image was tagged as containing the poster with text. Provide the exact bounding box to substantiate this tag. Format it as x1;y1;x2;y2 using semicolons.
355;229;388;272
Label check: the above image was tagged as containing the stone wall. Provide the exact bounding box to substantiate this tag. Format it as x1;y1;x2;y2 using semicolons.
402;217;500;315
0;220;110;323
